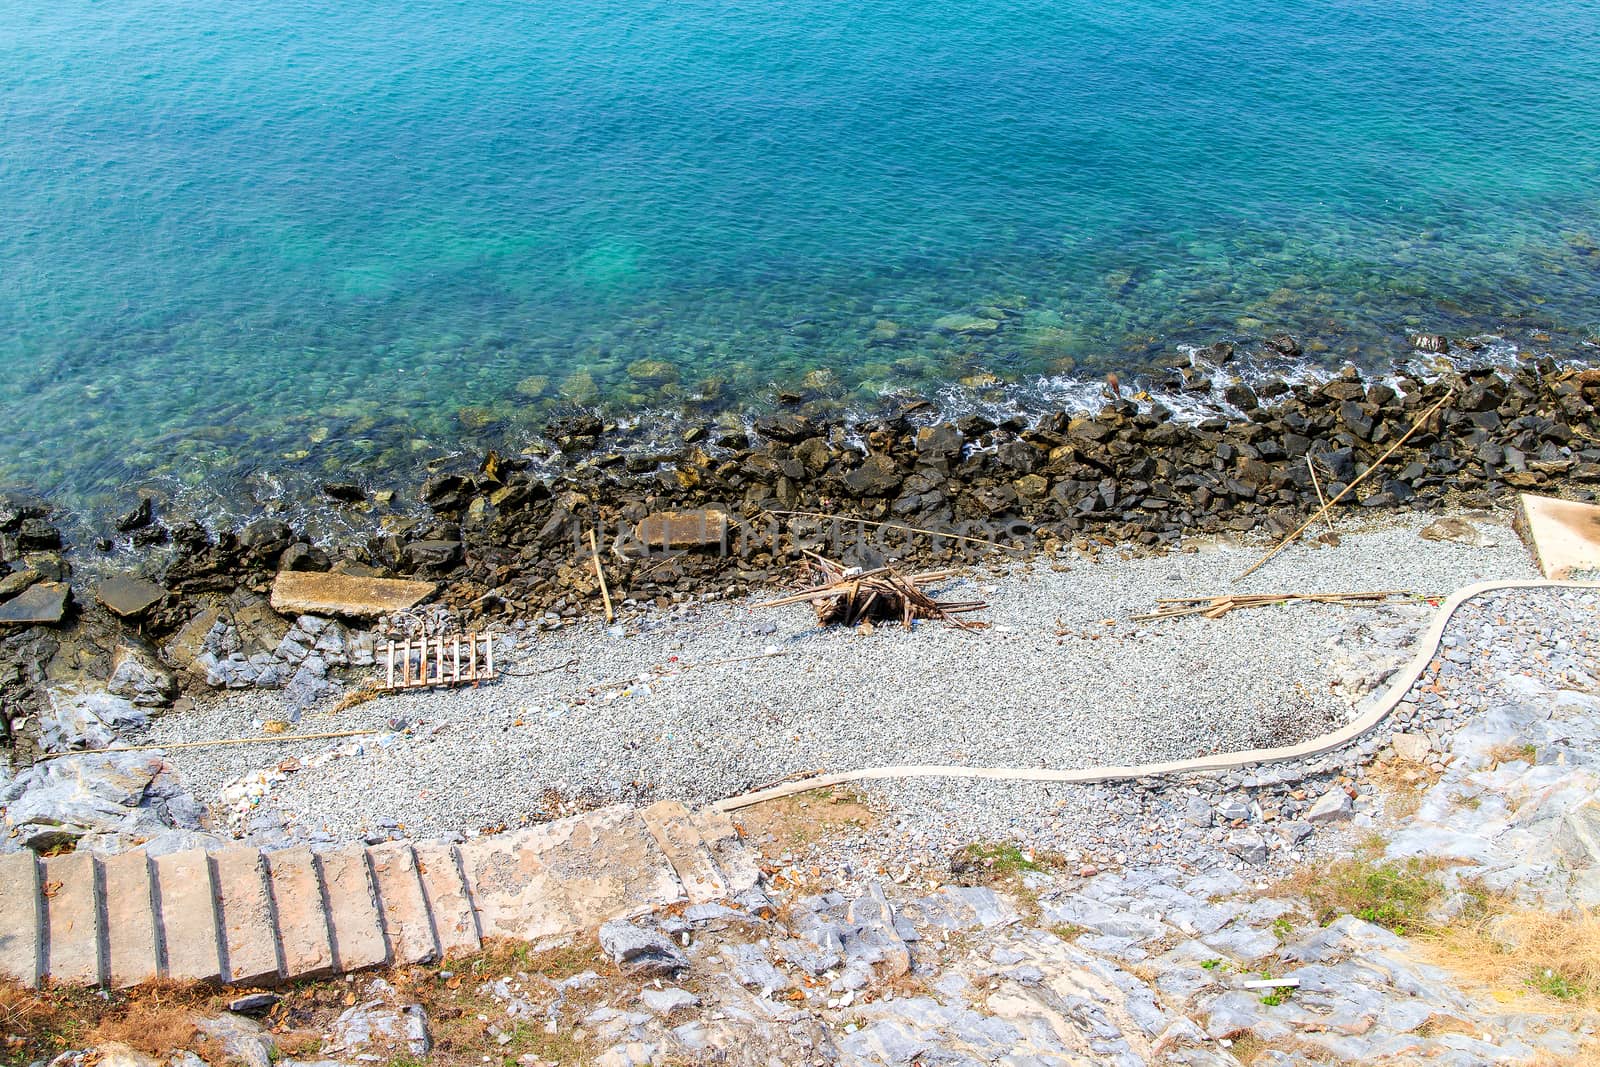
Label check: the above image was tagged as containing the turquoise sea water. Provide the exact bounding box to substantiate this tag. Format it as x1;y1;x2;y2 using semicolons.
2;0;1599;519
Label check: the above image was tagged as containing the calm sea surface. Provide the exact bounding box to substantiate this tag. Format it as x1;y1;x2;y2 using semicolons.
2;1;1598;518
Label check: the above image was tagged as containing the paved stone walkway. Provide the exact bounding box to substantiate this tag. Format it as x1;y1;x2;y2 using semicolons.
0;800;756;988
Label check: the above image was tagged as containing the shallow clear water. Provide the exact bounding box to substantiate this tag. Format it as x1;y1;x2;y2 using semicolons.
3;0;1599;517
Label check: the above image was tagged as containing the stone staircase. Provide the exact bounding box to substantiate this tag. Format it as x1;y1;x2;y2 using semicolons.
0;800;758;989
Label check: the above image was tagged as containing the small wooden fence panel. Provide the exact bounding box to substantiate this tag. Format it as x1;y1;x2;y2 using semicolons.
381;632;496;691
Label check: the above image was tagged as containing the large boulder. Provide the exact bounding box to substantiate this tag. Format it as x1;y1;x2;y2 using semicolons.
0;751;203;852
107;642;178;708
38;689;148;752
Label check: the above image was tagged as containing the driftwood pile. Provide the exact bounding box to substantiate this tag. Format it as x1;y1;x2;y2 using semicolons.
758;552;988;630
1132;590;1411;622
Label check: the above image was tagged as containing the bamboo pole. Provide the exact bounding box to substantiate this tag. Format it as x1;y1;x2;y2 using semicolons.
1234;391;1453;582
589;528;615;623
36;729;383;760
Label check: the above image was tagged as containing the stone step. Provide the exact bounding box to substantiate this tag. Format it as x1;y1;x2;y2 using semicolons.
318;844;389;973
153;849;223;982
42;853;101;985
17;800;761;988
214;849;281;984
264;847;335;981
414;841;480;959
0;852;42;988
367;842;439;966
101;852;159;989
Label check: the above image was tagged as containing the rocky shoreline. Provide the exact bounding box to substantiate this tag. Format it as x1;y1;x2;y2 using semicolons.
1;349;1598;791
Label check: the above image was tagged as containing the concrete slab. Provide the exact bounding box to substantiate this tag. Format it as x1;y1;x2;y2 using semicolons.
459;806;686;942
264;848;334;980
97;576;168;619
1517;493;1600;579
102;852;159;988
640;800;726;903
318;846;388;972
0;852;42;987
629;509;731;555
694;809;763;895
270;571;437;618
368;843;439;965
0;581;69;626
213;849;281;984
414;842;480;958
153;850;222;982
42;853;101;985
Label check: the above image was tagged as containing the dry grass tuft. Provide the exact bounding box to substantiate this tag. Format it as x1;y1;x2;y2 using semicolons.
1364;759;1439;820
1424;906;1600;1013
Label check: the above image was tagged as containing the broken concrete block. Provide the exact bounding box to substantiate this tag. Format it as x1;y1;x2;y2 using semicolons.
270;571;437;618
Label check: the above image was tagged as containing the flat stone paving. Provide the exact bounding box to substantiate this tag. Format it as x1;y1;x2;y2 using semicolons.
0;800;756;988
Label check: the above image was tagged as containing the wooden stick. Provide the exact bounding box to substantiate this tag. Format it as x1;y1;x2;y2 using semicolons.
36;729;383;760
485;633;494;679
467;630;478;681
765;510;1026;552
435;634;445;686
1305;451;1332;532
400;638;410;687
1234;391;1452;582
589;527;616;624
453;634;462;683
385;642;395;689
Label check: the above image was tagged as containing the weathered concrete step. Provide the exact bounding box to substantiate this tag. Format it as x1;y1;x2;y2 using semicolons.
0;852;42;987
319;844;389;973
369;842;438;966
415;841;480;959
11;800;761;988
215;849;280;984
153;849;223;982
264;847;334;981
102;852;159;988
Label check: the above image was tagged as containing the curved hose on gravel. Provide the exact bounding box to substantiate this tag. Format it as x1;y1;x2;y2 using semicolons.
713;578;1599;812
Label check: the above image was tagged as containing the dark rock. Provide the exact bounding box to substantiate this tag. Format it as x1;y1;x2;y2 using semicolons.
420;474;469;512
240;518;293;555
753;412;817;444
842;454;902;497
544;414;604;443
228;992;281;1016
131;524;169;548
115;497;154;531
1320;380;1366;402
1265;334;1302;357
17;519;61;551
1223;384;1258;410
280;543;332;572
322;482;367;503
403;540;464;570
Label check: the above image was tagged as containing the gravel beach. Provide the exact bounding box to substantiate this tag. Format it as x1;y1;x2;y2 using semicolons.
141;508;1538;845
